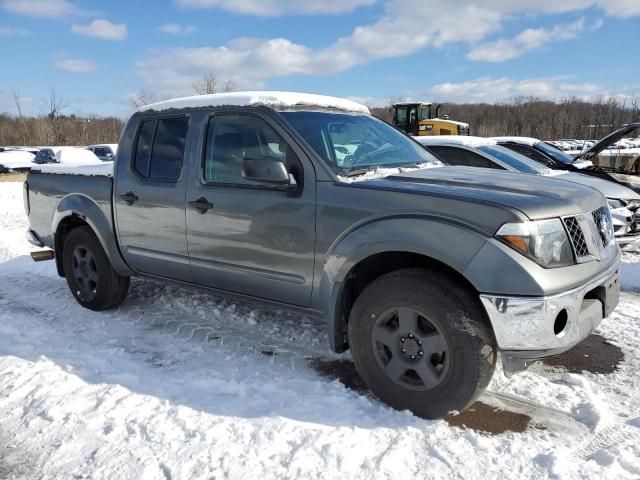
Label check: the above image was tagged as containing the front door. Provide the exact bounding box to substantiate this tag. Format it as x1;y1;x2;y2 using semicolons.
186;112;316;306
114;115;192;282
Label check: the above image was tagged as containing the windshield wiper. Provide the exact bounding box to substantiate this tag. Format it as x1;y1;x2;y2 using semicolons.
343;166;377;178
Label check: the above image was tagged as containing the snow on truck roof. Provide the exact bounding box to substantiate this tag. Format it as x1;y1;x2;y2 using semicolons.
138;91;371;115
414;135;497;147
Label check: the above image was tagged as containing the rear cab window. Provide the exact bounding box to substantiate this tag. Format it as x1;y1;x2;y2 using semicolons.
134;116;189;181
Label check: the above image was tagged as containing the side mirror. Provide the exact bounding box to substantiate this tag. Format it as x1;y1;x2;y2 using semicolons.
106;152;113;159
242;157;292;186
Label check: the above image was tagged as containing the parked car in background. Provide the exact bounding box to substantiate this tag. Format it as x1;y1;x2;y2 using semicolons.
416;136;640;247
33;148;59;165
86;144;118;161
25;91;620;419
493;124;640;193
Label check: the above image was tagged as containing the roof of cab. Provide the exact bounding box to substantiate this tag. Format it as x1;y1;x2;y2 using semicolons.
138;91;371;115
414;135;497;147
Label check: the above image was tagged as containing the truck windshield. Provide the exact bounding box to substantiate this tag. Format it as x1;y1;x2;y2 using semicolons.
280;111;442;173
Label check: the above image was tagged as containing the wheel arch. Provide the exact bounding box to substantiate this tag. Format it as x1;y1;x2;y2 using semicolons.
318;217;490;353
52;194;132;278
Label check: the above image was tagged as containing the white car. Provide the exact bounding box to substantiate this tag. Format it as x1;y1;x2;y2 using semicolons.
416;135;640;247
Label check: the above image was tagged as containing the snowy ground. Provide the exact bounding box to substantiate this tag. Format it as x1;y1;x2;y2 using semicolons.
1;179;640;479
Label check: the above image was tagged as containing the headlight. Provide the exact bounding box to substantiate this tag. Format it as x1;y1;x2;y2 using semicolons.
496;219;574;268
607;198;625;210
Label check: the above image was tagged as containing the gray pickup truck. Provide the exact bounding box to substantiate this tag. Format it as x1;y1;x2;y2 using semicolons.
24;92;621;419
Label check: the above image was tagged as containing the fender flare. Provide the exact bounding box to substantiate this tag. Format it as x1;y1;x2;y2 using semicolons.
52;193;133;277
318;215;490;352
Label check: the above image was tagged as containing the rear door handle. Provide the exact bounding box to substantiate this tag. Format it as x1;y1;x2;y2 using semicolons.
119;191;138;205
188;197;213;214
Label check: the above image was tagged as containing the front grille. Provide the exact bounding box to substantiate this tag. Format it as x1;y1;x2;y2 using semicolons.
563;216;589;257
592;206;612;247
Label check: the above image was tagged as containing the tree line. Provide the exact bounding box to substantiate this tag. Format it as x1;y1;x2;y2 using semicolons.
2;86;640;147
371;96;640;140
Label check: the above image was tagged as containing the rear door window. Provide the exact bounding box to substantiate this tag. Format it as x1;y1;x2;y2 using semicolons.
133;117;189;181
149;118;189;180
134;121;155;177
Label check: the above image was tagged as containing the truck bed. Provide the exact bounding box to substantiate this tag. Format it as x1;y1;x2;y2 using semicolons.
26;169;115;253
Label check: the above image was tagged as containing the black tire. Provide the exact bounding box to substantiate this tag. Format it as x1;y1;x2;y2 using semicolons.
348;268;496;419
62;226;130;311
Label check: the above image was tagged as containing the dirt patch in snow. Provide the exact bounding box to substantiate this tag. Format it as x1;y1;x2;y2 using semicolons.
309;358;534;435
541;334;624;374
444;402;533;435
308;358;369;394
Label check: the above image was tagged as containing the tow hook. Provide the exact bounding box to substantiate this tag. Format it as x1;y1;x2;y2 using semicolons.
30;249;55;262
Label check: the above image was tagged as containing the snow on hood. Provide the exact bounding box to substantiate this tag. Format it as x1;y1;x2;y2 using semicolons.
0;150;35;168
139;91;371;115
55;148;102;165
415;135;496;147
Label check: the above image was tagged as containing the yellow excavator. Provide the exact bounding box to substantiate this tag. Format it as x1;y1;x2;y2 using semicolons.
393;102;469;136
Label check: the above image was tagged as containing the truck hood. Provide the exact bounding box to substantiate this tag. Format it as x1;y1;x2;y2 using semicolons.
553;171;640;200
575;122;640;161
359;166;605;220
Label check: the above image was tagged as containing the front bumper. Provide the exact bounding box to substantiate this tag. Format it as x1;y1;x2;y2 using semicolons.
480;255;620;373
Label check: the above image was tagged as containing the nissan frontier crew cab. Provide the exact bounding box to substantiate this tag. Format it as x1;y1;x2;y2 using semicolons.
24;92;621;419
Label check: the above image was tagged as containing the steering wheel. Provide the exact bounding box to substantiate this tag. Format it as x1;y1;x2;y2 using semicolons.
351;141;380;166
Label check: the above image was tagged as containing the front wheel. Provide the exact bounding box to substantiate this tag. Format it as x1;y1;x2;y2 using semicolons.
348;268;496;419
62;226;130;311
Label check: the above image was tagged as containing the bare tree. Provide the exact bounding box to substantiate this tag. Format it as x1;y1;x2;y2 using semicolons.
192;73;236;95
12;89;29;146
40;88;69;144
128;89;157;108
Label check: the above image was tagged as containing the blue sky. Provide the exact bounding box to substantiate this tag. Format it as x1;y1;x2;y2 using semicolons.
0;0;639;117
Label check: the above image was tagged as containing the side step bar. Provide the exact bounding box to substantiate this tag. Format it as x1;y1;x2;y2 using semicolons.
31;250;55;262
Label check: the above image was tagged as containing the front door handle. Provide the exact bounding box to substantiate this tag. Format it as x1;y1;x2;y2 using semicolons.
188;197;213;214
119;191;138;205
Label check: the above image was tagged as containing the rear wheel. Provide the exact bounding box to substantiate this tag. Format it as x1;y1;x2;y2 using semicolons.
348;268;496;419
62;226;129;311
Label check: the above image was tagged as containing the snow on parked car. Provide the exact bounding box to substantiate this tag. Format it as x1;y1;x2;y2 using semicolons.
0;149;36;172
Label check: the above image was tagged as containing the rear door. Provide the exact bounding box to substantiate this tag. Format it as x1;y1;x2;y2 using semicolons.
114;115;192;281
185;111;316;306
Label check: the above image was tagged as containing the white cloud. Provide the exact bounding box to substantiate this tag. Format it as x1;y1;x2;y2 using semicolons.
71;19;127;41
158;23;197;35
54;58;96;73
428;76;612;103
466;17;592;63
1;0;90;17
0;25;29;36
175;0;375;16
136;0;640;96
